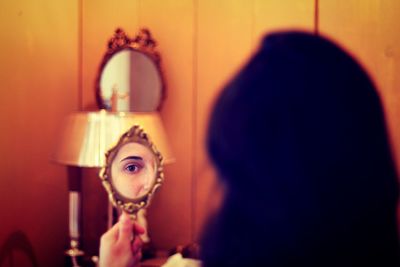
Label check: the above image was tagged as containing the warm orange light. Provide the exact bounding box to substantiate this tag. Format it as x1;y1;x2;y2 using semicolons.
51;110;174;167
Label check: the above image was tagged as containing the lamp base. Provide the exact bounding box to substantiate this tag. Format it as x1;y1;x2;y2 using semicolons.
65;239;84;267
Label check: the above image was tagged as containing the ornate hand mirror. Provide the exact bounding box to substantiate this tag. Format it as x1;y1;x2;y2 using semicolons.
95;28;165;112
99;125;164;219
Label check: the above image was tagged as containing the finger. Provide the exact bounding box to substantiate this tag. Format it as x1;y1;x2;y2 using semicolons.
133;250;142;263
133;222;146;235
117;212;134;243
100;219;120;243
131;236;143;254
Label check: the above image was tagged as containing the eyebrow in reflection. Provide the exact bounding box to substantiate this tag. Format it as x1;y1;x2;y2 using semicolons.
120;156;143;162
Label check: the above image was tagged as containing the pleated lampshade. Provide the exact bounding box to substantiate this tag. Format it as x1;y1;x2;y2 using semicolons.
51;110;174;167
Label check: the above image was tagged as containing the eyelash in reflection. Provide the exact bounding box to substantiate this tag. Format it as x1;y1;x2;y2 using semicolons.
123;162;143;174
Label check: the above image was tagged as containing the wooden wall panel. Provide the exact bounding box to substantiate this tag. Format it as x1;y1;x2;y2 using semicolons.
0;0;78;266
139;0;194;249
253;0;315;42
194;0;316;240
81;0;140;110
319;0;400;173
194;0;254;240
81;0;195;251
80;0;142;256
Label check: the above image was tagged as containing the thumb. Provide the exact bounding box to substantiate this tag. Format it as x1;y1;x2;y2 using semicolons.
117;212;133;243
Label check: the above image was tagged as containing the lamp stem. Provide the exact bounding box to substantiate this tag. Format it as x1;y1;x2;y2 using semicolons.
69;191;80;239
66;167;84;266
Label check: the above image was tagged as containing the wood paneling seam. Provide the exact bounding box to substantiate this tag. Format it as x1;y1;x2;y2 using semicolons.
78;0;83;110
191;0;199;243
314;0;319;35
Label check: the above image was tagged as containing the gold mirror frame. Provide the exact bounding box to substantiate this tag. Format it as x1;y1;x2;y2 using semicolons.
99;125;164;218
95;28;166;111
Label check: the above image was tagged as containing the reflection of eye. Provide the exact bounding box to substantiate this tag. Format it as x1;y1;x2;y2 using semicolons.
124;163;143;174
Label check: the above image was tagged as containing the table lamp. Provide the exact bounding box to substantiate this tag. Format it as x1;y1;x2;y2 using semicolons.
51;110;174;266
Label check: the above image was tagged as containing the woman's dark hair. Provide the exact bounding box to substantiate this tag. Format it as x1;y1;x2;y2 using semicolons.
201;31;399;266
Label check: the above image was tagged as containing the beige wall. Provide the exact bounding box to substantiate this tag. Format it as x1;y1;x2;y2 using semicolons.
194;0;316;241
319;0;400;175
0;0;78;266
1;0;400;265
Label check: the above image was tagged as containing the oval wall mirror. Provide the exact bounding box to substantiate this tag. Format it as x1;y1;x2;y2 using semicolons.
95;28;165;112
99;125;164;218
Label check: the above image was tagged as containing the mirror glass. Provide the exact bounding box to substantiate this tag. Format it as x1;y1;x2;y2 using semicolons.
96;28;165;112
111;142;157;199
99;125;163;216
100;49;162;112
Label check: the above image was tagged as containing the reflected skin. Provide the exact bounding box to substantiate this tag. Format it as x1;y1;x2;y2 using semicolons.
111;142;156;199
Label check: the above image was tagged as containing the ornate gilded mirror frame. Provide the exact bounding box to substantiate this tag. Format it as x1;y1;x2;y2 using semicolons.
95;28;166;111
99;125;164;219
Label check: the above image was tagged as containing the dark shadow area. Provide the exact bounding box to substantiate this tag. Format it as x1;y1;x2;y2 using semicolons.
0;231;39;267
